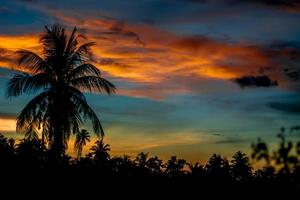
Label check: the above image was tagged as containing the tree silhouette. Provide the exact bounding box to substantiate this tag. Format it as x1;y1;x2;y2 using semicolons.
231;151;252;182
251;138;270;165
274;128;298;175
6;24;115;157
74;129;90;160
165;156;186;178
110;155;137;176
16;136;47;168
146;156;164;175
187;162;205;177
135;152;149;168
254;166;276;183
205;154;231;182
0;133;16;168
89;138;110;166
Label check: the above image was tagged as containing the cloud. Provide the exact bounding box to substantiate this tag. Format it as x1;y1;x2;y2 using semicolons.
0;8;299;99
180;0;300;13
214;137;248;144
230;0;300;13
268;101;300;114
0;48;15;67
234;75;278;88
0;27;297;99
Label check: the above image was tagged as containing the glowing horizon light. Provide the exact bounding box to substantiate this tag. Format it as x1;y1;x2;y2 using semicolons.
0;118;16;132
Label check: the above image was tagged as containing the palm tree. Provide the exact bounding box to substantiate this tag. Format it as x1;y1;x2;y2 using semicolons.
6;24;115;157
205;154;231;181
187;162;205;177
89;139;111;163
74;129;90;160
135;152;149;168
147;156;164;175
165;156;186;177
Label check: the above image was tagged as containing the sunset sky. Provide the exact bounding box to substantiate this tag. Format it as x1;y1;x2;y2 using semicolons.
0;0;300;163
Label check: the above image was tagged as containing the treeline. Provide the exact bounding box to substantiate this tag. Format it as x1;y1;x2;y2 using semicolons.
0;128;300;188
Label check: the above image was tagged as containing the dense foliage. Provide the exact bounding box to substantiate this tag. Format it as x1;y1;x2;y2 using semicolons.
1;127;299;189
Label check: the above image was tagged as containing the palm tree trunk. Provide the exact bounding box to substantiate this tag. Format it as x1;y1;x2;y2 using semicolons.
77;145;82;160
49;98;66;159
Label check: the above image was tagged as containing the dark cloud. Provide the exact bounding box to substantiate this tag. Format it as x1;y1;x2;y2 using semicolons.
262;41;300;82
179;0;300;12
234;75;278;88
268;101;300;114
225;0;300;14
265;41;300;57
18;0;37;1
99;21;145;46
233;0;300;12
214;137;248;144
284;69;300;82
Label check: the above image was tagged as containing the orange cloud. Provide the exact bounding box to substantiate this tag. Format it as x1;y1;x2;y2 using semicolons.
0;34;40;72
0;34;39;50
0;14;295;99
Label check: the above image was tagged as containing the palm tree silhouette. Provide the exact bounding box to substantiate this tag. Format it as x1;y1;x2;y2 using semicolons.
6;24;115;157
74;129;90;160
135;152;149;168
147;156;163;175
187;162;205;177
205;154;231;182
89;139;110;163
165;156;186;177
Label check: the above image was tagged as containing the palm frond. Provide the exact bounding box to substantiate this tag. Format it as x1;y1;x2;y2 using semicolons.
17;91;49;132
65;27;78;54
70;75;116;94
73;42;95;61
41;24;67;57
6;73;53;97
68;87;104;137
16;50;48;74
24;125;40;141
68;63;101;80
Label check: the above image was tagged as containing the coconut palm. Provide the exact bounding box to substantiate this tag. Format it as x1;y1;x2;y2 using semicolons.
74;129;90;160
6;24;115;157
89;139;110;162
165;156;186;177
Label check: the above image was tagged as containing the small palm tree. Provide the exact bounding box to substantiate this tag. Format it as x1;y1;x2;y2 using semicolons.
6;24;115;157
74;129;90;160
187;162;205;177
90;139;110;163
135;152;149;168
147;156;163;175
165;156;186;177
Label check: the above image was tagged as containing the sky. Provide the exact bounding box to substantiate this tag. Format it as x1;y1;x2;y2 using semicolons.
0;0;300;163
